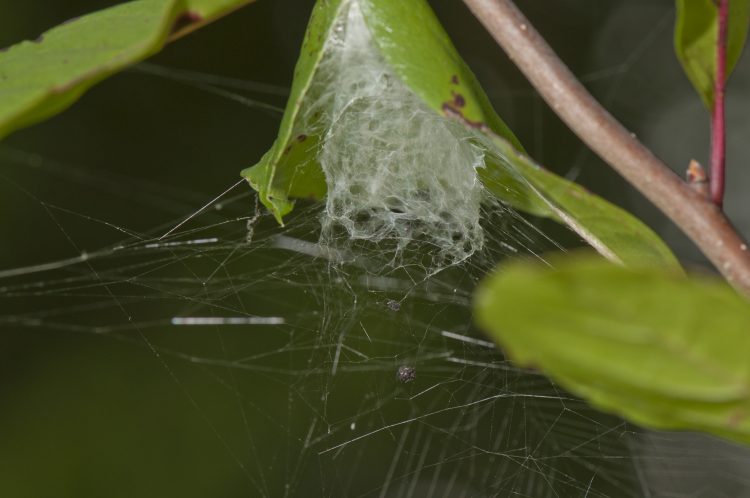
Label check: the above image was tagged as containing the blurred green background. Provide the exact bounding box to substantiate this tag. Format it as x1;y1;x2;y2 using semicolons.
1;1;749;497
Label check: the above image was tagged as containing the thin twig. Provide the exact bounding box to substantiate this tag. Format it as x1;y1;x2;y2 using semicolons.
462;0;750;295
711;0;729;207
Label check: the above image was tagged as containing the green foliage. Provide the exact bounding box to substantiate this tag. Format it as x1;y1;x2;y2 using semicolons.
0;0;253;140
241;0;528;222
240;0;346;222
674;0;750;109
480;133;680;269
357;0;523;151
242;0;678;269
475;253;750;446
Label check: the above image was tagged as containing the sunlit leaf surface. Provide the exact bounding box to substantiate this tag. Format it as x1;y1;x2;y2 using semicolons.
0;0;253;139
242;0;679;270
674;0;750;109
475;253;750;446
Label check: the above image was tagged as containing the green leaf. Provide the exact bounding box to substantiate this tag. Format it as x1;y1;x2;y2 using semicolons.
357;0;523;152
241;0;344;223
241;0;526;225
0;0;254;140
474;253;750;446
242;0;678;270
478;131;680;269
675;0;750;109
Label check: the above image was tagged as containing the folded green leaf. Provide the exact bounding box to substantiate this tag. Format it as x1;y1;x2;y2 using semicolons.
477;132;680;269
474;253;750;446
675;0;750;109
0;0;253;140
242;0;525;224
242;0;678;270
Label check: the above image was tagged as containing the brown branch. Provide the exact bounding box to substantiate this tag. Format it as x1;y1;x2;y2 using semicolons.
463;0;750;296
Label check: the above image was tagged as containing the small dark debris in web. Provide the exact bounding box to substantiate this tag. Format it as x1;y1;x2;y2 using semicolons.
397;365;416;384
386;299;400;311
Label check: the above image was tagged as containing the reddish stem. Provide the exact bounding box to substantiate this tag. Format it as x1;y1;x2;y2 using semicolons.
463;0;750;295
711;0;729;207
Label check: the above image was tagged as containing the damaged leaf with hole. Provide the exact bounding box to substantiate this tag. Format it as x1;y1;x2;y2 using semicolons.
242;0;679;270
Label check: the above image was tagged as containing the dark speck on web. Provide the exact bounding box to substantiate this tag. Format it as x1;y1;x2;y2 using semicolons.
397;365;416;384
386;299;400;311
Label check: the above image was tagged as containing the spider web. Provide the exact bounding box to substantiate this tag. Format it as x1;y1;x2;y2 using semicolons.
1;1;750;497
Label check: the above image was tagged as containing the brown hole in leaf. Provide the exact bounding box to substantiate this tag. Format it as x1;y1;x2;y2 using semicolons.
441;104;486;130
728;409;746;429
451;91;466;108
171;10;203;35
